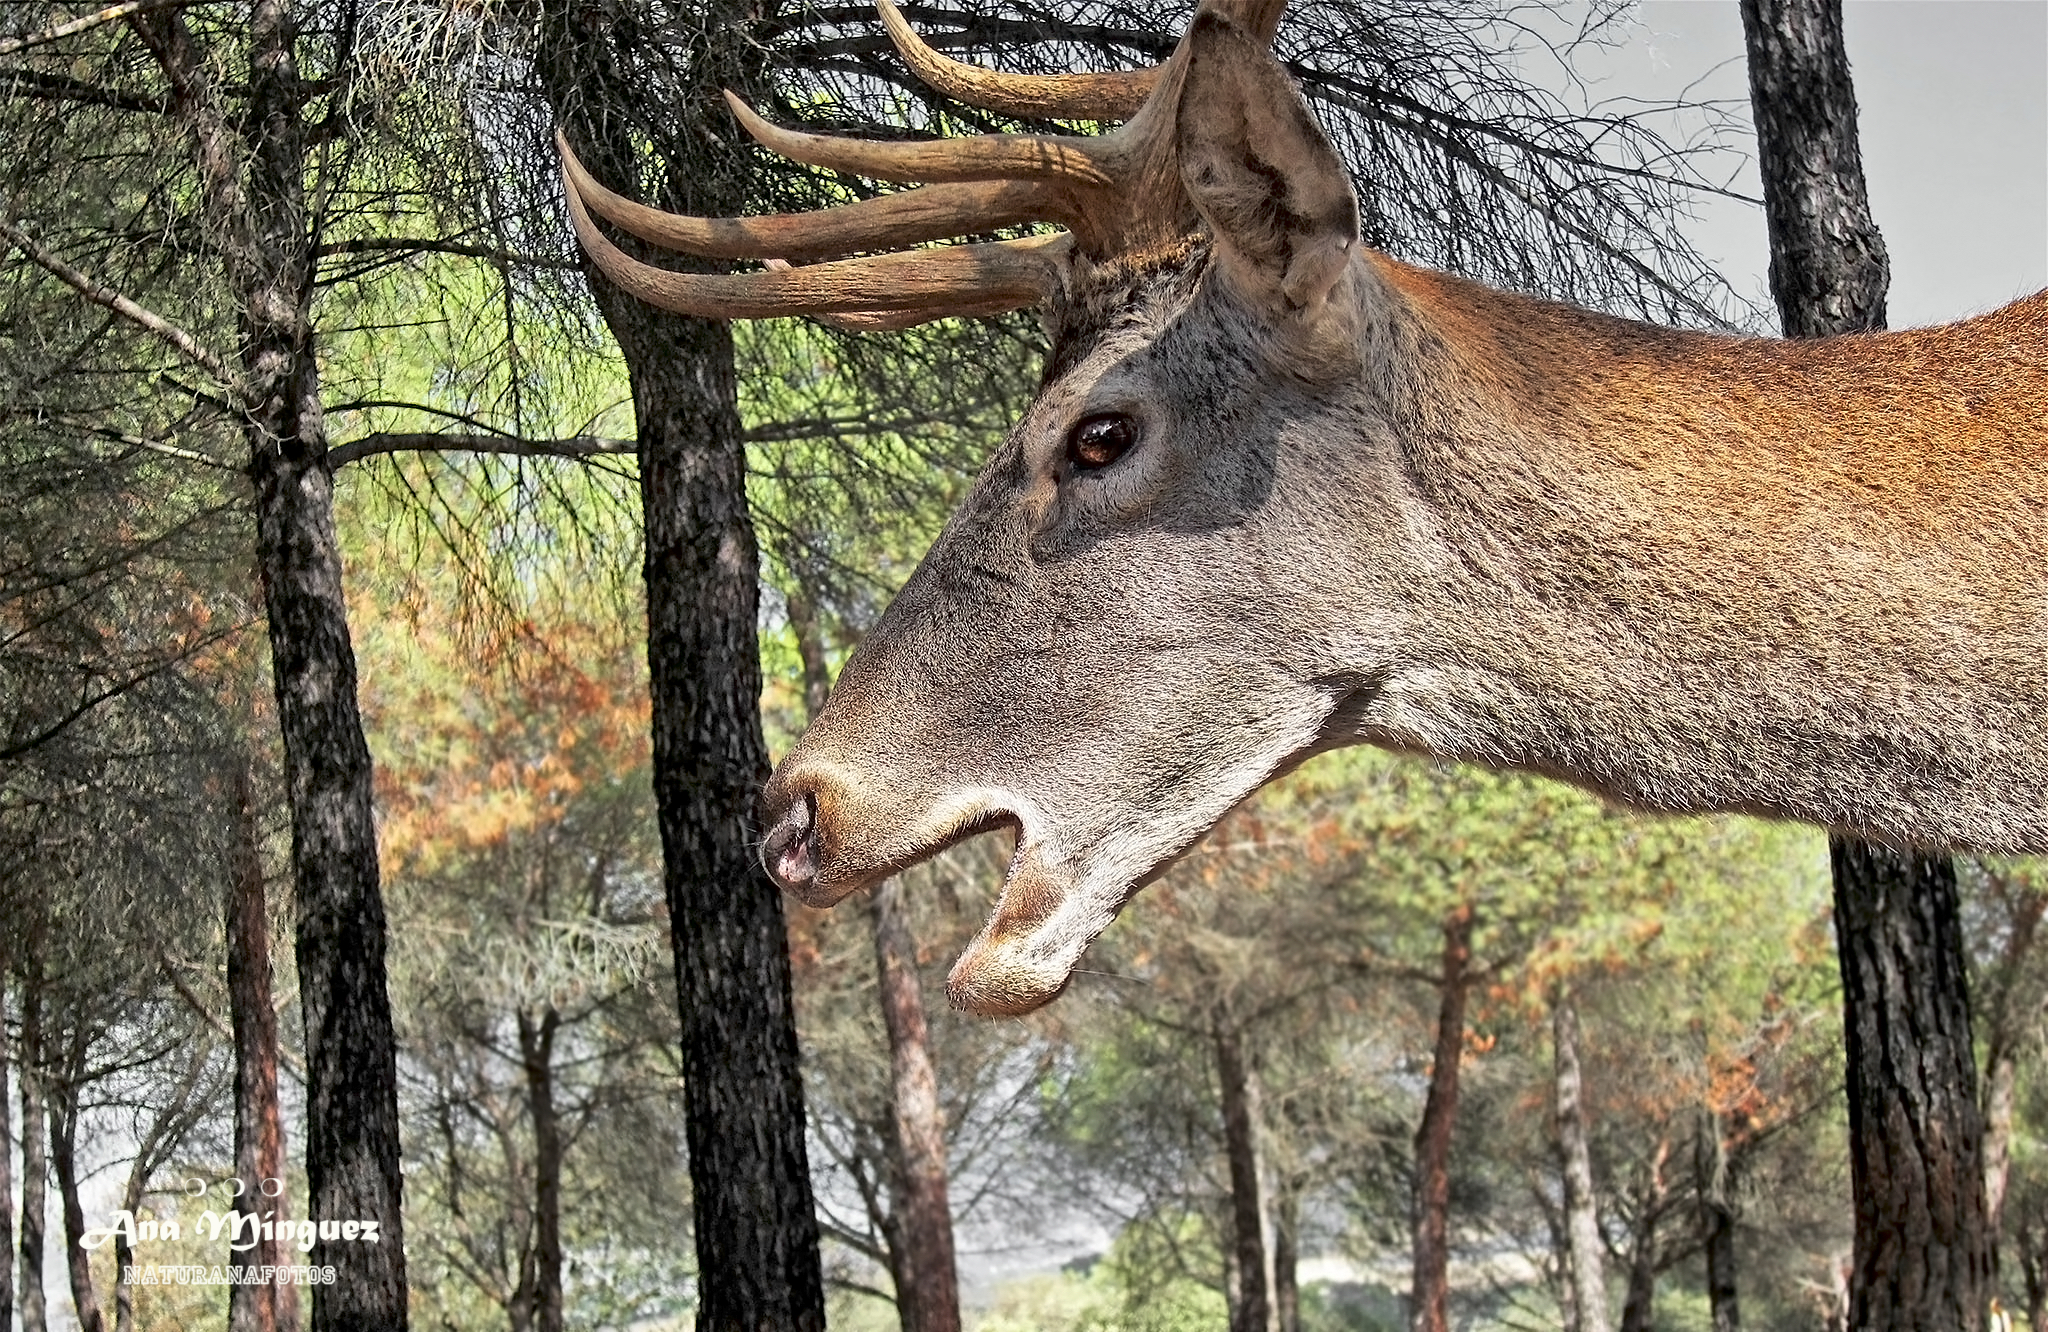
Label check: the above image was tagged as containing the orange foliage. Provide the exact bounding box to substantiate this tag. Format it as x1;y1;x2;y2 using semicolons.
357;595;651;882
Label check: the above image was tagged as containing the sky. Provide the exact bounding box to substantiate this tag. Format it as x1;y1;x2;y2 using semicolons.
1572;0;2047;327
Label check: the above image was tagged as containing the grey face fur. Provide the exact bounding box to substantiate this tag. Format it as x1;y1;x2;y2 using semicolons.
764;243;1400;1014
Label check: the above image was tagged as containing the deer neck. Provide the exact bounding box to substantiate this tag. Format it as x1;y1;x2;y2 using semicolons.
1338;255;2048;853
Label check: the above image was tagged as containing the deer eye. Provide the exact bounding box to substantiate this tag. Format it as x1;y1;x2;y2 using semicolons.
1065;413;1138;472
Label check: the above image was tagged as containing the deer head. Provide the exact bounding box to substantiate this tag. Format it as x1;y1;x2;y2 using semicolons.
562;1;2048;1015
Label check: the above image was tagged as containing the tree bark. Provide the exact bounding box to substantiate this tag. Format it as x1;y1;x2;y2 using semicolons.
245;12;409;1323
1616;1138;1668;1332
228;758;299;1332
1216;1021;1271;1332
517;1008;566;1332
785;590;833;723
0;963;14;1325
1553;993;1609;1332
1740;3;1991;1326
871;881;962;1332
18;955;48;1332
1738;0;1889;338
49;1043;106;1332
536;8;827;1327
1978;875;2045;1244
1410;903;1474;1332
619;275;824;1332
128;5;409;1326
1695;1113;1741;1332
1828;843;1991;1331
1273;1185;1301;1332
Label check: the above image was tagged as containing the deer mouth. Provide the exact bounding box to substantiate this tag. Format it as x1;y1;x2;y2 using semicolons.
761;767;1159;1016
761;777;1028;908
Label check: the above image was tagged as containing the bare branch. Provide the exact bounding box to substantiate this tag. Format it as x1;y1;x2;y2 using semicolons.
0;218;248;399
0;0;200;57
328;432;636;469
0;68;171;114
310;237;582;270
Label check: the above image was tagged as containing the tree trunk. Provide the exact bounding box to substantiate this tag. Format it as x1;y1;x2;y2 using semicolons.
254;337;408;1332
1695;1113;1741;1332
2021;1210;2047;1332
872;881;962;1332
0;965;15;1325
1978;875;2044;1246
1984;1046;2023;1243
49;1048;107;1332
785;590;833;722
619;277;825;1332
517;1008;566;1332
1410;903;1474;1332
536;10;827;1327
1273;1186;1301;1332
18;956;47;1332
1827;843;1991;1331
1553;994;1609;1332
1616;1138;1669;1332
1738;0;1889;338
129;5;409;1326
1216;1021;1271;1332
228;758;298;1332
1740;3;1991;1326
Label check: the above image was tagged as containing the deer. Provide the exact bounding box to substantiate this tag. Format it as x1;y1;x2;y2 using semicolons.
559;0;2048;1017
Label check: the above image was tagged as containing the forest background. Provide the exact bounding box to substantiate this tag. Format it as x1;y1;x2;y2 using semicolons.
1;1;2045;1331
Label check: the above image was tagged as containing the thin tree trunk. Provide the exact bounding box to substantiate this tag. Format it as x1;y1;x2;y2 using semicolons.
1740;3;1990;1325
1978;878;2044;1244
49;1048;107;1332
228;758;297;1332
1828;842;1991;1331
1409;903;1474;1332
517;1008;565;1332
18;956;47;1332
1216;1021;1271;1332
0;965;15;1325
871;880;962;1332
128;7;409;1327
1616;1138;1669;1332
1695;1113;1740;1332
115;1036;214;1332
1985;1050;2023;1242
1273;1186;1301;1332
1553;993;1609;1332
536;13;826;1326
2022;1213;2047;1332
785;590;833;722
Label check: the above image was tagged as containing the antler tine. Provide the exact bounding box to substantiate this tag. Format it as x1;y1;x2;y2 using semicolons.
725;91;1115;187
559;131;1073;262
875;0;1160;122
563;160;1066;319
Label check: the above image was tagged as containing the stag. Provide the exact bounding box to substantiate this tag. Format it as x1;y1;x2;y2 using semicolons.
560;0;2048;1016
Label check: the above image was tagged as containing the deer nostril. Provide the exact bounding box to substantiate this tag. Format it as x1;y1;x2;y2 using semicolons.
761;790;819;892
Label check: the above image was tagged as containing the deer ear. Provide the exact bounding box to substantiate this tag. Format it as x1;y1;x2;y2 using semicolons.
1175;10;1359;316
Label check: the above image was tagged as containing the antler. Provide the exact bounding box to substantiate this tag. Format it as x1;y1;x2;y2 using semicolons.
558;0;1290;327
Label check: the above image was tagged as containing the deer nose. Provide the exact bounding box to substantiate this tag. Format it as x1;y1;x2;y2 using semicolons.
761;789;820;894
